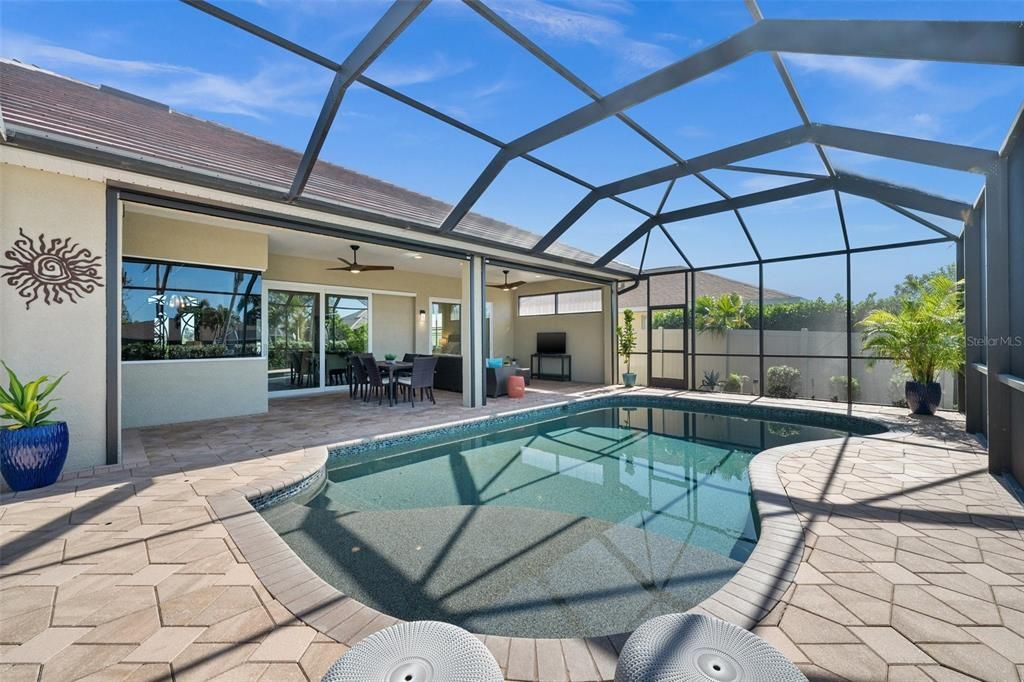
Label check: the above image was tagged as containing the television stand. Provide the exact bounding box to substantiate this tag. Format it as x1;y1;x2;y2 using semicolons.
531;353;572;382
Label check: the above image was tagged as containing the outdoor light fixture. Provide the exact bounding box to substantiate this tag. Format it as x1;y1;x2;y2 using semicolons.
412;254;423;259
419;309;426;321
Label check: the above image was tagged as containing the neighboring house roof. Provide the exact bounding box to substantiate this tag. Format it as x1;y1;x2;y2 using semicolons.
0;59;618;269
619;271;798;309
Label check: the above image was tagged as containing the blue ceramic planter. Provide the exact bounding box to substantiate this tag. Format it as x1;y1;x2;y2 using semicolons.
0;422;69;491
905;381;941;416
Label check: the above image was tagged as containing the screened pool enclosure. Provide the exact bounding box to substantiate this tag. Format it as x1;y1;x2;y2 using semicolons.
2;1;1021;477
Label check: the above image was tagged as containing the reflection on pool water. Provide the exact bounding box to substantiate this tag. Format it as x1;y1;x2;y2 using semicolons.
262;405;853;638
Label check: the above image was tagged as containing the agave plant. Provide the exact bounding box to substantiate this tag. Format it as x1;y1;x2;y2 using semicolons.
0;362;66;429
858;275;964;385
695;293;751;335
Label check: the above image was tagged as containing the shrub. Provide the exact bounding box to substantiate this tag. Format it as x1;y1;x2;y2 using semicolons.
829;375;861;402
724;373;743;393
765;365;801;398
700;369;720;391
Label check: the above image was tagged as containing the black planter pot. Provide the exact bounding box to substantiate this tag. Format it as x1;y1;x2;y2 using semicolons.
0;422;69;491
905;381;941;416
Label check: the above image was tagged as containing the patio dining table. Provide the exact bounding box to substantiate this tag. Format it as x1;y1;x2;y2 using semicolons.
377;360;412;407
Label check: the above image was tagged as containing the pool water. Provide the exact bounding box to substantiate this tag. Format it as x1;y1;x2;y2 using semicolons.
262;405;852;638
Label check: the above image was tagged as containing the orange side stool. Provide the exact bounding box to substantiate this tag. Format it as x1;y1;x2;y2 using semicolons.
507;375;526;399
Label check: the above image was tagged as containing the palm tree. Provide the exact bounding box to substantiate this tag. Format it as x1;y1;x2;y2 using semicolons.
695;293;752;386
695;293;751;335
859;275;964;410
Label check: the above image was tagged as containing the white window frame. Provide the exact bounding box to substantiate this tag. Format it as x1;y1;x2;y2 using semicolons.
263;280;413;398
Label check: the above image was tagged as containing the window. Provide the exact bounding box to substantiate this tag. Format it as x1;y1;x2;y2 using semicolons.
557;289;602;314
519;294;556;317
518;289;602;316
121;259;261;360
431;302;461;354
325;295;368;353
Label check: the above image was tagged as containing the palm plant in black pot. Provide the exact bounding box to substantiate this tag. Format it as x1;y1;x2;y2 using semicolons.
0;363;69;490
858;275;964;415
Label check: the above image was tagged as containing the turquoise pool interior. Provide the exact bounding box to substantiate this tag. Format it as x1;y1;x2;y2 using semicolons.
262;403;868;638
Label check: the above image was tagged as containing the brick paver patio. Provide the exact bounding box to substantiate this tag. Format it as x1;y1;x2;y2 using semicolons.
1;385;1022;681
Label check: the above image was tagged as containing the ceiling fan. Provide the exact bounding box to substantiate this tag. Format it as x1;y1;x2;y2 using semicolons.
326;245;394;274
487;269;527;291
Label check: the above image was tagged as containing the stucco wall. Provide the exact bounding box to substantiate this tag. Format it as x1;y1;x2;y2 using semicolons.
513;280;609;384
0;164;108;470
371;294;415;359
121;358;267;428
123;213;268;271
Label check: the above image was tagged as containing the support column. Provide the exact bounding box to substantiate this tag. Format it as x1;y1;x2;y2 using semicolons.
461;256;485;407
106;188;122;464
984;160;1010;473
606;284;618;385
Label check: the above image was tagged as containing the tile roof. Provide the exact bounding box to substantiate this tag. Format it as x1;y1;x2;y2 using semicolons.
619;271;798;308
0;59;624;270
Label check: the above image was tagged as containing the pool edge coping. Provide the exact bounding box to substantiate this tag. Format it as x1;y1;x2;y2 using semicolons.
209;391;899;681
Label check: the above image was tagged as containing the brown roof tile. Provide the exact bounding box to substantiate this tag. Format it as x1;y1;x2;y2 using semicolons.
0;59;617;268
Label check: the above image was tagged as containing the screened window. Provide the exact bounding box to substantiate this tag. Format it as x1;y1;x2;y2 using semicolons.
518;294;556;317
557;289;603;314
121;259;261;360
518;289;602;316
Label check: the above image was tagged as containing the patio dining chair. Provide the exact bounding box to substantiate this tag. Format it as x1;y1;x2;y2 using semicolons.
397;355;438;407
361;355;392;406
349;354;369;400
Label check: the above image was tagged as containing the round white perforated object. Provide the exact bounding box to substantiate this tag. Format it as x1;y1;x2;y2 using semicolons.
615;613;807;682
320;620;503;682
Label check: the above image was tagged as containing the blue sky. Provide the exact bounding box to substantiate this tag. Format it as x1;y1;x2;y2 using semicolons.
2;0;1020;299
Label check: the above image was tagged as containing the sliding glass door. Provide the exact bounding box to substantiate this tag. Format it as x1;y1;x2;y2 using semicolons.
266;285;372;395
325;294;368;387
267;290;320;393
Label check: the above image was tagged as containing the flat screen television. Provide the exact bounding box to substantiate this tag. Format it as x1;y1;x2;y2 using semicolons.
537;332;566;355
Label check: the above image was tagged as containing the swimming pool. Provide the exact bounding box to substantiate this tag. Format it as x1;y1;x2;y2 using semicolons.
261;400;882;638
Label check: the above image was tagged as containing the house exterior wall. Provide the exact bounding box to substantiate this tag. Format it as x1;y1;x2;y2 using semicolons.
1;148;616;455
117;222;533;427
0;163;108;470
123;213;268;270
371;294;415;360
264;253;515;360
513;280;610;384
121;359;266;428
120;214;268;429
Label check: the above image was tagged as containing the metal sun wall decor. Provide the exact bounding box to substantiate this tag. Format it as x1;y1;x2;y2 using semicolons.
1;228;103;309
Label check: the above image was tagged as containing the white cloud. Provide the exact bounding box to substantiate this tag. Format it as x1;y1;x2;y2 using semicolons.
2;31;330;119
367;52;474;87
782;53;928;91
492;0;681;74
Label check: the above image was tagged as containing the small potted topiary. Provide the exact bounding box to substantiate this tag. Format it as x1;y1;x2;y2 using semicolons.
384;353;397;362
617;309;638;387
0;363;69;491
